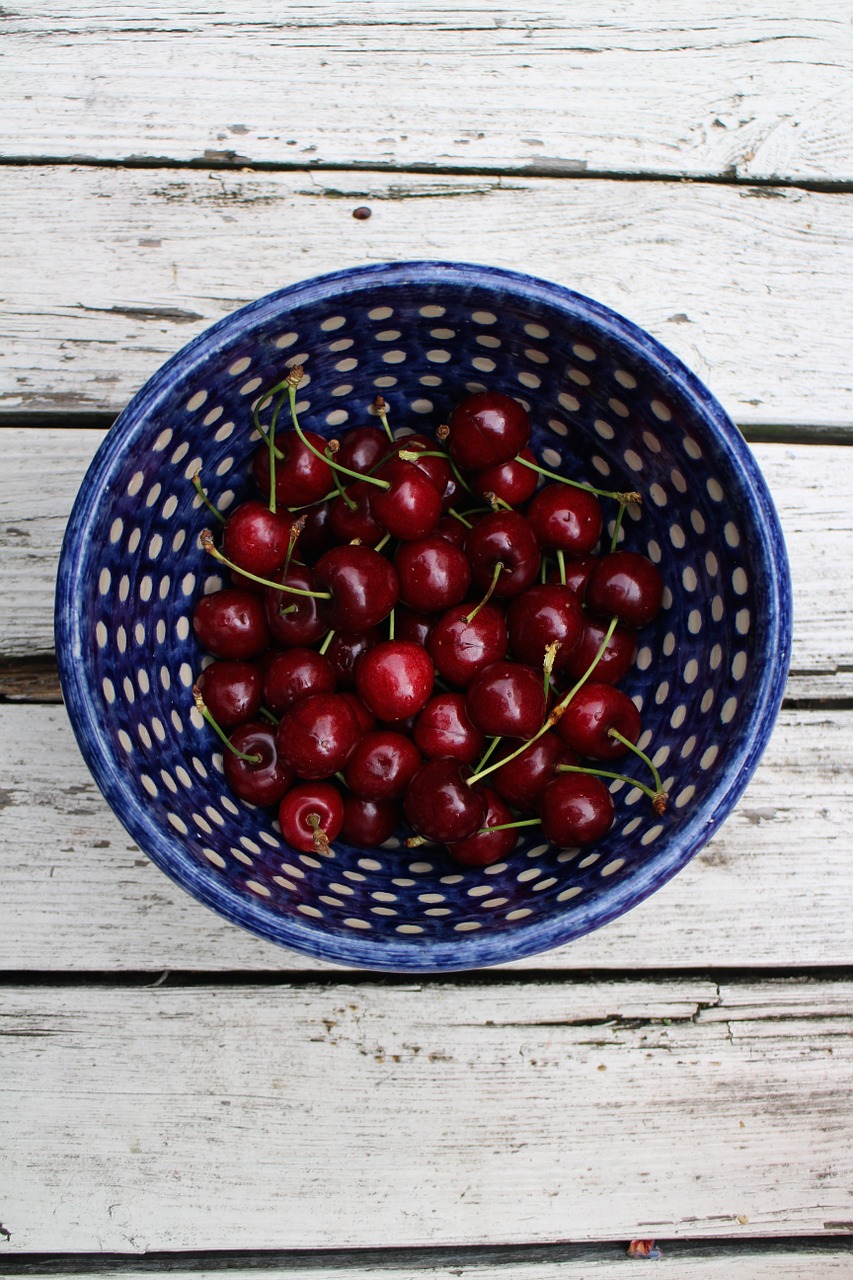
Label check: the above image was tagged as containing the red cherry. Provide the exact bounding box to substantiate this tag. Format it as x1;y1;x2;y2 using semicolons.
334;425;388;474
337;691;377;735
428;602;508;687
262;648;336;716
413;693;485;765
340;795;400;847
313;545;399;632
326;627;381;687
448;787;517;867
394;607;436;648
370;456;443;541
561;615;637;685
394;534;472;613
558;554;599;597
556;683;642;761
196;660;262;728
296;499;335;561
403;758;487;842
466;661;546;739
492;730;577;814
221;499;294;580
193;588;270;660
343;730;422;800
394;433;452;497
539;773;615;846
434;514;467;550
506;583;584;670
251;430;332;507
263;564;327;648
447;391;531;470
275;692;360;779
585;551;665;629
471;448;539;506
527;484;603;554
328;482;383;545
223;722;294;807
278;782;344;853
465;510;541;598
355;639;435;721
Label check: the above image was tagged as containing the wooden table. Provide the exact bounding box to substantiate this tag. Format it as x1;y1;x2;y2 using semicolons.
3;6;853;1276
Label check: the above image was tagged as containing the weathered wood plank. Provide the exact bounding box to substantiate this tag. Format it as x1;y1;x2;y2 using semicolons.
1;430;849;698
2;704;850;972
3;4;852;182
2;167;852;427
1;979;851;1251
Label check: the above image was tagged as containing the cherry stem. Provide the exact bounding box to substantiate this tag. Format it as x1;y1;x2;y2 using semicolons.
474;817;540;835
200;530;332;599
556;763;667;813
515;454;642;504
328;444;358;510
448;507;473;529
388;608;396;641
252;379;287;459
556;549;567;585
543;640;559;698
610;502;627;553
318;628;335;656
193;686;262;763
191;473;226;525
374;531;391;553
305;811;332;856
399;448;447;462
258;705;280;727
608;728;665;796
475;735;502;774
447;454;477;498
465;561;504;624
282;515;306;581
267;389;288;514
484;489;512;512
373;395;395;443
288;371;389;490
405;835;428;847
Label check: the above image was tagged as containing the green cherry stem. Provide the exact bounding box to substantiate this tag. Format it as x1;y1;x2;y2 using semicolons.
515;454;641;505
388;608;396;641
474;817;540;836
608;729;666;799
267;388;288;514
610;502;627;553
484;490;512;512
474;735;502;774
287;369;389;490
200;530;332;599
556;764;668;814
318;628;336;656
447;452;477;499
373;395;395;443
556;549;567;586
327;443;358;510
252;380;287;459
543;640;559;699
465;561;505;625
191;472;226;525
448;507;473;529
258;705;280;727
374;532;392;554
193;686;262;763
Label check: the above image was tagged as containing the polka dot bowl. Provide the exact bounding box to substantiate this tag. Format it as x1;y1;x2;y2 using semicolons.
55;261;792;971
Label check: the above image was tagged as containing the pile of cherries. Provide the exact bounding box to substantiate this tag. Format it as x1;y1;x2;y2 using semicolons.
191;366;668;868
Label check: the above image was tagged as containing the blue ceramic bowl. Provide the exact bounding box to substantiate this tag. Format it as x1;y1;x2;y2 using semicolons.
56;262;792;971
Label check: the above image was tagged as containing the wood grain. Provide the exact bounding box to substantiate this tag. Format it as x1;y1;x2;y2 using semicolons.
4;4;852;181
2;979;852;1252
2;704;851;973
1;167;851;427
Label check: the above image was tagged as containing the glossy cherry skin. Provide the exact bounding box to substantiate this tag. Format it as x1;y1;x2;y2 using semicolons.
355;639;435;721
264;564;327;648
471;447;539;506
466;661;546;739
492;731;578;814
196;660;262;728
193;588;270;660
448;787;517;867
343;730;422;800
465;510;540;598
555;682;642;761
447;391;531;470
337;691;377;735
434;514;467;550
335;425;388;475
262;647;336;716
340;795;400;847
428;603;507;687
394;607;436;649
585;551;664;628
413;693;485;765
552;554;598;598
278;782;344;853
403;758;487;842
326;627;381;687
328;482;383;545
394;534;471;613
370;456;443;541
539;773;614;846
221;500;293;578
394;432;452;498
527;484;603;554
560;615;637;686
252;429;332;508
506;583;584;670
296;499;335;561
276;692;360;779
223;722;294;807
313;545;399;632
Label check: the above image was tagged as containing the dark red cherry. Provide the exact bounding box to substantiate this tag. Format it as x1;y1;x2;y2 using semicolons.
428;602;507;687
465;510;540;598
223;722;294;807
561;615;637;685
278;782;344;854
335;425;388;475
328;481;383;545
471;447;539;506
403;758;487;843
264;564;327;648
551;554;598;598
539;773;614;846
448;787;517;867
326;627;381;687
466;661;546;739
527;484;603;554
434;514;467;550
196;660;262;728
394;432;452;497
370;456;443;541
193;588;270;660
394;535;472;613
585;551;665;629
313;545;399;632
492;730;578;814
447;391;531;470
355;639;435;721
221;500;293;578
337;691;377;735
394;607;436;649
413;693;485;765
275;692;360;779
252;429;332;507
263;648;336;716
340;795;400;847
506;583;584;670
296;499;335;561
343;730;422;800
555;683;642;761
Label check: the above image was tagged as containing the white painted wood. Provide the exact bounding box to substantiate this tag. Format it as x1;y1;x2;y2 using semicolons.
2;980;852;1251
1;429;849;697
2;705;851;972
4;4;852;182
1;167;852;427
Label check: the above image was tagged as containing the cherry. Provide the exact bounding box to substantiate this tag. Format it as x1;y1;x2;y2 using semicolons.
193;588;270;660
539;773;614;846
275;692;360;779
325;627;381;687
466;661;546;739
394;433;452;497
394;534;472;613
262;647;336;716
492;730;577;814
196;659;262;728
555;683;642;761
328;481;383;545
448;787;517;867
506;583;583;671
585;551;664;629
223;722;294;807
296;499;335;561
264;564;327;648
340;795;400;847
370;456;443;541
447;390;531;469
313;545;399;632
355;639;435;721
403;758;487;842
220;500;293;579
394;607;436;649
428;602;507;687
465;510;540;598
343;730;422;800
471;447;539;507
434;514;467;550
337;691;377;735
334;424;388;475
527;483;603;555
413;692;485;765
561;615;637;686
278;782;344;854
251;429;332;507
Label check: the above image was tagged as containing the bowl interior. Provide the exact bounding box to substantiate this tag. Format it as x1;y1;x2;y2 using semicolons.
56;262;791;970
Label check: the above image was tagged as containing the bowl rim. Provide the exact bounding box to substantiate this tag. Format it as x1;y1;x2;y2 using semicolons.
55;260;793;971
